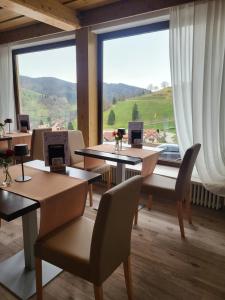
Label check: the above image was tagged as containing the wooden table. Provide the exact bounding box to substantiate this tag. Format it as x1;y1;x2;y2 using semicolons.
75;144;159;184
0;132;32;149
0;136;12;149
0;160;101;300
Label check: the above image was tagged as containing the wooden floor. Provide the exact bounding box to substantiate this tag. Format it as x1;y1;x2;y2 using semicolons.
1;186;225;300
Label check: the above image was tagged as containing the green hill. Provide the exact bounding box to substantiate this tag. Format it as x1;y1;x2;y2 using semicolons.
20;75;147;107
20;88;76;128
103;87;175;131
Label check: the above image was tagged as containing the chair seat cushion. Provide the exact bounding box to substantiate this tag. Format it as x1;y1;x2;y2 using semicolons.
35;217;94;280
142;174;176;200
91;163;110;174
72;161;110;174
72;161;84;169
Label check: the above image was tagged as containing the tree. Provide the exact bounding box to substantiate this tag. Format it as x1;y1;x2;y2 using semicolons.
47;116;51;126
39;120;44;126
112;97;117;105
107;109;116;125
67;121;74;130
161;81;169;89
132;103;139;121
147;83;154;92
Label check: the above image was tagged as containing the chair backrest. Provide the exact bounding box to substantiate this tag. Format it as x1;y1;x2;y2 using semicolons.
175;143;201;200
31;128;52;160
68;130;85;165
90;175;143;285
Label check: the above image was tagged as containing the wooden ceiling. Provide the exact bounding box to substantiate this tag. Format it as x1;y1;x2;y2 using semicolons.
0;0;118;32
0;0;200;45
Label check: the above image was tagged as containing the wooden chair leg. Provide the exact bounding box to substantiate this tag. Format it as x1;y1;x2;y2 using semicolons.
185;199;192;225
134;207;138;226
147;195;153;210
94;284;103;300
35;257;43;300
177;201;185;239
123;255;133;300
88;184;93;207
186;185;192;224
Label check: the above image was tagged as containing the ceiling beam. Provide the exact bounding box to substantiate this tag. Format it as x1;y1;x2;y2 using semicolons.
0;0;79;31
79;0;200;27
0;23;62;44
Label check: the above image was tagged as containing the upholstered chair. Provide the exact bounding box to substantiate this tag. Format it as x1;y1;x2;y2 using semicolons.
14;128;52;163
35;175;143;300
30;128;52;160
136;144;201;239
68;130;111;206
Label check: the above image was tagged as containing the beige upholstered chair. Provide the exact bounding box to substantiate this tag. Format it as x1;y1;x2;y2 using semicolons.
68;130;111;206
137;144;201;239
15;128;52;163
13;127;52;174
35;175;143;300
30;128;52;160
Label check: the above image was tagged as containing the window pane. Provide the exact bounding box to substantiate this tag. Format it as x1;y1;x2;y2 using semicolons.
102;30;180;161
17;45;77;130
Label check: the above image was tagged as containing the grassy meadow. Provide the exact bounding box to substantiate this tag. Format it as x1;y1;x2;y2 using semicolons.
103;87;176;132
21;88;77;129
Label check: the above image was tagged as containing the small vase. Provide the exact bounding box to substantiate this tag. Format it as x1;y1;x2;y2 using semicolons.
2;164;12;187
0;126;4;138
119;138;123;150
114;139;120;152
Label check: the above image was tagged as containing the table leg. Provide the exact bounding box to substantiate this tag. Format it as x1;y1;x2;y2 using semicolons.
22;210;38;269
116;162;126;184
8;139;12;150
0;210;62;299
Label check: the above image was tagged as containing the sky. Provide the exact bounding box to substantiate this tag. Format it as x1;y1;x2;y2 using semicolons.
18;29;171;89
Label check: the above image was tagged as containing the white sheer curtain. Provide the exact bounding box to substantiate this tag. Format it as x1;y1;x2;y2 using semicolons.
0;44;16;129
170;0;225;196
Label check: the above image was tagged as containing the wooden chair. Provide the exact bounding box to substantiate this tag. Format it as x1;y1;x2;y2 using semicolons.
15;128;52;163
35;175;143;300
30;128;52;160
135;143;201;239
68;130;111;206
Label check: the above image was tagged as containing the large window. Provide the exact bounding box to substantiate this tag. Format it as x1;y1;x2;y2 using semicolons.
13;40;77;130
99;22;180;161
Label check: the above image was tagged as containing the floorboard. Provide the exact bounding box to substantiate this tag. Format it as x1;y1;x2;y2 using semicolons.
0;185;225;300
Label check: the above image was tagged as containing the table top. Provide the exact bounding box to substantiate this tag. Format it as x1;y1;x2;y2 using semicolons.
0;136;12;141
0;190;39;221
25;160;101;183
8;132;32;138
0;160;101;221
75;148;142;165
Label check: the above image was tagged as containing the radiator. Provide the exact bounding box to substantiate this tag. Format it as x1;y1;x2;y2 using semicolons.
101;165;224;210
191;182;224;210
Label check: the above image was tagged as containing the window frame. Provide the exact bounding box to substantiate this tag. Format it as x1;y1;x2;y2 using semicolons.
97;21;180;167
97;21;170;143
12;38;76;128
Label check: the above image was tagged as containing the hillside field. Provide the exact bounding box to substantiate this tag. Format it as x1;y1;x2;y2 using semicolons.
20;88;76;128
103;87;176;132
20;79;176;138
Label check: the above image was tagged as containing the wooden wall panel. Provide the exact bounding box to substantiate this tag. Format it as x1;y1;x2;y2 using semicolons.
0;16;35;32
79;0;201;26
0;23;62;44
76;27;98;146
